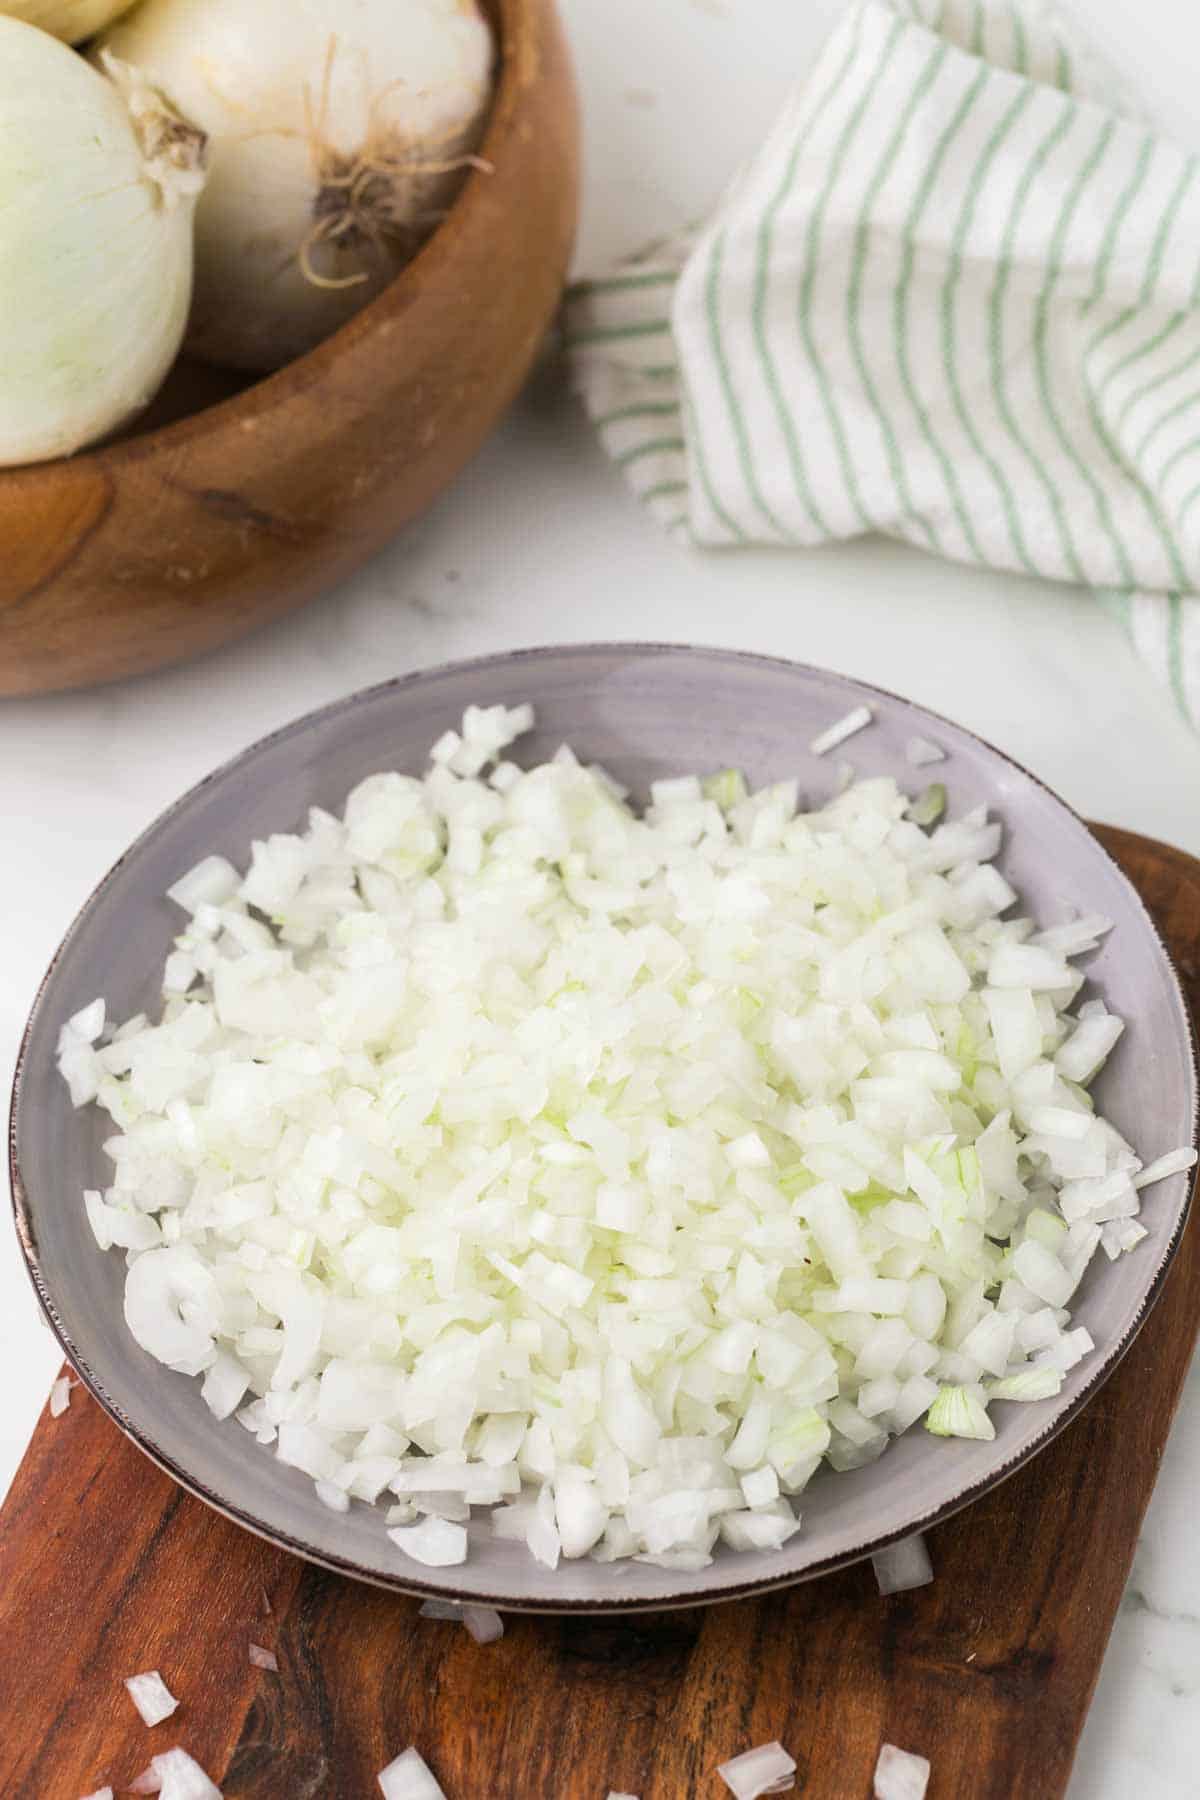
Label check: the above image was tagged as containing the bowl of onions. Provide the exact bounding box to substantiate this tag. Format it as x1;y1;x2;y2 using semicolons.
0;0;578;695
11;645;1197;1612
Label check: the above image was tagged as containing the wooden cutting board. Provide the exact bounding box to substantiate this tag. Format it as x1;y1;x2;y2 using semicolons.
2;824;1197;1800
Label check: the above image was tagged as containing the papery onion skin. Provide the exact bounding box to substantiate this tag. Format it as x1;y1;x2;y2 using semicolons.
0;20;204;466
97;0;495;371
0;0;136;43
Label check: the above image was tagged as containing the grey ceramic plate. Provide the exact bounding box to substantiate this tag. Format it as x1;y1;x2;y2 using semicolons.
10;645;1198;1612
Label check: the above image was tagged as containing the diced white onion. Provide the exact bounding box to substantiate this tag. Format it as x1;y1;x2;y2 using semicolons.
64;998;106;1043
462;1605;504;1643
377;1747;447;1800
717;1740;797;1798
809;705;873;756
248;1644;278;1671
873;1742;931;1800
388;1518;468;1567
1056;1012;1124;1083
123;1671;178;1727
1031;914;1113;955
50;1376;73;1418
871;1533;932;1595
988;944;1074;991
905;736;945;766
201;1351;248;1422
57;701;1168;1576
167;857;240;914
315;1479;351;1513
418;1598;464;1621
1133;1148;1197;1190
140;1748;222;1800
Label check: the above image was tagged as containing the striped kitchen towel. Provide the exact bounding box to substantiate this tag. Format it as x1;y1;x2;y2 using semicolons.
564;0;1200;728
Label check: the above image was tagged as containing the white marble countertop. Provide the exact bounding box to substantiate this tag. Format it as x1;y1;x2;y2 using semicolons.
3;1;1199;1791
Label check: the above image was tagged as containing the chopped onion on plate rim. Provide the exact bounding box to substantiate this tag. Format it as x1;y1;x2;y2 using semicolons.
809;704;873;756
905;736;945;767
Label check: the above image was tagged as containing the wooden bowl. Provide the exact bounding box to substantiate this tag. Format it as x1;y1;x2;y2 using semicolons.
0;0;578;697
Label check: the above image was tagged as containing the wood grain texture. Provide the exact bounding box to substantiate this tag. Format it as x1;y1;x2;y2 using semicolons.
0;0;579;697
1;823;1195;1800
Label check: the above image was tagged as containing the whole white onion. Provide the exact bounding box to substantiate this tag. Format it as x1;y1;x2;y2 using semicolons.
0;22;206;467
97;0;496;372
0;0;136;43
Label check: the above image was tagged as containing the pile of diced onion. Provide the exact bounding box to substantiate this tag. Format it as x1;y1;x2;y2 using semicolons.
56;703;1195;1575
